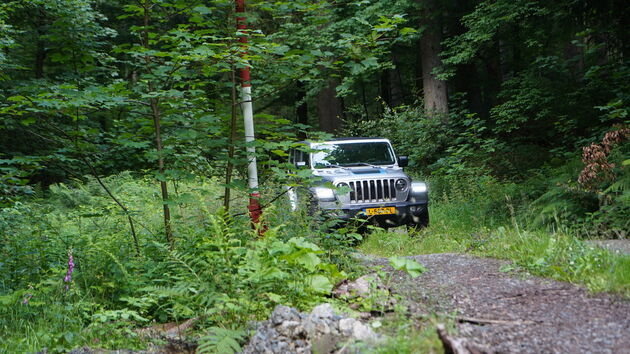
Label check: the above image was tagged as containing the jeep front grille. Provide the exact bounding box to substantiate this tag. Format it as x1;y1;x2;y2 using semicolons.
346;179;398;203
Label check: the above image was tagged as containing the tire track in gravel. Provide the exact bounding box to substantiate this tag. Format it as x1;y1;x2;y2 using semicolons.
367;253;630;353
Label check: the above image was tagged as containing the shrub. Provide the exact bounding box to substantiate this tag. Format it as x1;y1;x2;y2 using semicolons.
0;173;348;352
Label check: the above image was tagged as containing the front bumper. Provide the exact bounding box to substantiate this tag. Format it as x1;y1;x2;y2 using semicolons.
320;201;428;227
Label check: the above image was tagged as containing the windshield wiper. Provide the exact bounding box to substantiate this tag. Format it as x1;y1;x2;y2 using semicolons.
342;162;380;167
318;164;344;168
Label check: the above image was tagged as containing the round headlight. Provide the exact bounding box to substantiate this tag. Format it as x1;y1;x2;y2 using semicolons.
337;182;349;188
395;179;408;191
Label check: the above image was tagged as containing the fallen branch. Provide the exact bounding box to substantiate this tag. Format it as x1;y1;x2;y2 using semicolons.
456;315;539;326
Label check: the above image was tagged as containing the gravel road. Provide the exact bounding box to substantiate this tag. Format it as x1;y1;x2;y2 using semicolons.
368;253;630;353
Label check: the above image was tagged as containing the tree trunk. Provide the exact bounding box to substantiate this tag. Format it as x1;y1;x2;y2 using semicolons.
34;42;46;79
380;70;392;107
419;0;448;117
454;63;484;116
317;80;344;134
390;56;405;107
296;80;308;139
223;65;238;211
483;41;502;113
149;92;173;247
144;0;173;247
34;10;47;79
381;52;404;108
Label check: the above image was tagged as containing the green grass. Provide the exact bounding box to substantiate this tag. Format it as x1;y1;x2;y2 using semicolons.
360;209;630;297
360;227;467;256
372;316;445;354
476;227;630;295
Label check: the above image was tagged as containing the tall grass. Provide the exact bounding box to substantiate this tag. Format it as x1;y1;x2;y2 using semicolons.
360;175;630;297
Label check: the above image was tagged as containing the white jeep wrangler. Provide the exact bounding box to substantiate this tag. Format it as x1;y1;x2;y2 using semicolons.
288;138;429;229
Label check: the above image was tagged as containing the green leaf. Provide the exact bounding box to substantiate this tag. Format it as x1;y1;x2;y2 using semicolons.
193;6;212;15
7;95;26;102
271;149;288;157
400;27;417;35
288;237;321;252
361;57;378;68
293;251;321;270
307;274;333;294
20;116;36;126
389;257;426;278
0;295;14;305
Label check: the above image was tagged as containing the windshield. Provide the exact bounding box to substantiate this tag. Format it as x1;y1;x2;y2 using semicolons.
311;142;396;168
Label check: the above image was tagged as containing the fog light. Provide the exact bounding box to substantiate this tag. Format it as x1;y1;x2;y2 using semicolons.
411;182;427;193
314;187;335;201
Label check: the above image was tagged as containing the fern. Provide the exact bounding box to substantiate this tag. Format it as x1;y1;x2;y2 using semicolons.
167;250;203;283
92;244;130;279
196;327;246;354
603;174;630;195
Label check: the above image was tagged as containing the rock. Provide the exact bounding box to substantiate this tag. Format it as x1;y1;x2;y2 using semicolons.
351;321;377;342
312;333;339;354
277;320;304;337
310;303;336;319
271;305;300;325
332;274;381;298
304;316;332;338
242;304;383;353
332;274;397;313
338;318;357;336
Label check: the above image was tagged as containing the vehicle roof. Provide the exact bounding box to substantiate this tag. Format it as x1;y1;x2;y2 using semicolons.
299;137;391;145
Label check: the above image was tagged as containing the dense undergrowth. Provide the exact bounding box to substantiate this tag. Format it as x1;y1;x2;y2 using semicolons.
1;139;628;352
0;173;360;353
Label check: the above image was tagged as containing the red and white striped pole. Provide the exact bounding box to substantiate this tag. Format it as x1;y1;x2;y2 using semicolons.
236;0;262;227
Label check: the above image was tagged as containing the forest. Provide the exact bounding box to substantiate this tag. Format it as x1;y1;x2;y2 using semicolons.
0;0;629;352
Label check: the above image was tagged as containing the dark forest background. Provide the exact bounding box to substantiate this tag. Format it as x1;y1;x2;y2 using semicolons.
2;0;628;234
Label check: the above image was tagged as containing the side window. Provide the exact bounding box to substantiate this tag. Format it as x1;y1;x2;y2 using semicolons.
303;150;310;167
295;150;308;167
289;149;296;165
290;144;310;168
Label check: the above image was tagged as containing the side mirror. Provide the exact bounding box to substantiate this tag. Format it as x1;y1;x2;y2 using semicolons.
397;156;408;167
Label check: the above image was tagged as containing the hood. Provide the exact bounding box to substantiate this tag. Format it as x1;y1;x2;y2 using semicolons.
313;166;408;183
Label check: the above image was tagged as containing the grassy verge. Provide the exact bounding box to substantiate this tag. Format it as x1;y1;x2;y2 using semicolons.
360;206;630;298
372;313;446;354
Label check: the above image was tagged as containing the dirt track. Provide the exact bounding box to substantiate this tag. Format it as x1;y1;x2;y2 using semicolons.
368;253;630;353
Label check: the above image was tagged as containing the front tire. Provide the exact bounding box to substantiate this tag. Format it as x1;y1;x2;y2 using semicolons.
407;210;429;233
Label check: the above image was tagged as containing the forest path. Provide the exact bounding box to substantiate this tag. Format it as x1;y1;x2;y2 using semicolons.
366;253;630;353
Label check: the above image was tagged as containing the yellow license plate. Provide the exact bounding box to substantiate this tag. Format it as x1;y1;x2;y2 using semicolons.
365;207;396;216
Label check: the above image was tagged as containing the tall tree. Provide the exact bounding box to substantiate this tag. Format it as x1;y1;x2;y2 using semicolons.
317;80;344;133
418;0;448;116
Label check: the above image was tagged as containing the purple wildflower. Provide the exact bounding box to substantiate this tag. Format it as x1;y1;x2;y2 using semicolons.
64;249;74;291
22;293;32;305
